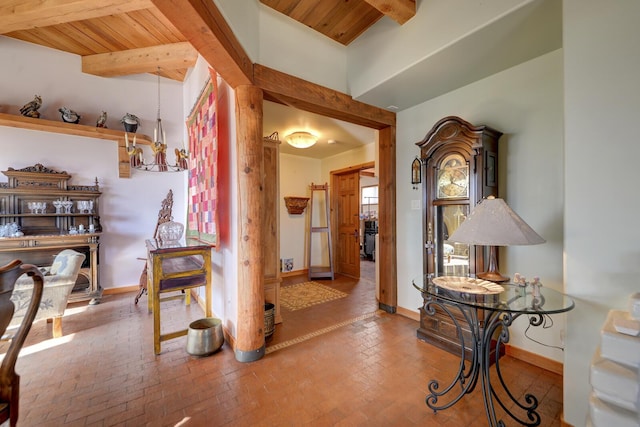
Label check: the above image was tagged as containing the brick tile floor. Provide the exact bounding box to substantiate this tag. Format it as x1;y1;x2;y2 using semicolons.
1;260;562;426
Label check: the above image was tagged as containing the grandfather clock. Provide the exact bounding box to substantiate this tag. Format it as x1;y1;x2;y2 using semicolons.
415;116;502;355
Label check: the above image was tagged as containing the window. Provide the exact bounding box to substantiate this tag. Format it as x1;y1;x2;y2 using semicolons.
361;185;378;205
361;185;378;220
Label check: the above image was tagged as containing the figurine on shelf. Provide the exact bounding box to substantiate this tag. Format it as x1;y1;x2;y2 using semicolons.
121;113;141;133
175;148;189;170
19;95;42;118
96;111;107;128
59;107;81;124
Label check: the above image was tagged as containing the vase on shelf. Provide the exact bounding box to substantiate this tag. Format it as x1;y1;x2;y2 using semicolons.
121;113;141;133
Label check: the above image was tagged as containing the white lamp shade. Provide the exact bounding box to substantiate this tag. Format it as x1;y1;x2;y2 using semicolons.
448;196;545;246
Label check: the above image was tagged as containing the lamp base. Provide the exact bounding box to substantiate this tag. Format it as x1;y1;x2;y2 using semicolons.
477;271;510;283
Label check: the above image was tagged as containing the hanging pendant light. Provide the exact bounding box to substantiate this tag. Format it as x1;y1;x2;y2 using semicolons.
126;67;188;172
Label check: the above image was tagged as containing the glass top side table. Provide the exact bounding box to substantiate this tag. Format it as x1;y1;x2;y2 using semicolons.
413;275;574;426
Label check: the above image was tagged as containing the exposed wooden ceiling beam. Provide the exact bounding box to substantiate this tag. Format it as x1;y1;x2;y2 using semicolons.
0;0;153;34
82;42;198;79
254;64;395;130
150;0;253;88
364;0;415;25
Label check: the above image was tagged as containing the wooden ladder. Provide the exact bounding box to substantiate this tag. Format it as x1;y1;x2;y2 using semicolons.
307;183;334;280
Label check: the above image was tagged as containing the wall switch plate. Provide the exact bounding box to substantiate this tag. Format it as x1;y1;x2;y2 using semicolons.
411;200;421;210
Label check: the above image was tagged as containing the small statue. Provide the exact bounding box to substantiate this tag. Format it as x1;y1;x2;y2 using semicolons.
96;111;107;128
59;107;81;124
19;95;42;118
121;113;141;133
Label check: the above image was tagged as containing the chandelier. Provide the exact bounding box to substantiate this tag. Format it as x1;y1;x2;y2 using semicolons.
126;67;188;172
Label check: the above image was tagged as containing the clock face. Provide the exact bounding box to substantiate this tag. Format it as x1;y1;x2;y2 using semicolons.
437;154;469;199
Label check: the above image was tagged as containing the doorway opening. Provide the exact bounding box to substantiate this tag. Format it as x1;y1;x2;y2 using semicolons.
268;161;379;349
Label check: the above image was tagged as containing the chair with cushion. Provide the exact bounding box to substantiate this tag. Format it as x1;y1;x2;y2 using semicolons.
9;249;85;338
0;260;43;427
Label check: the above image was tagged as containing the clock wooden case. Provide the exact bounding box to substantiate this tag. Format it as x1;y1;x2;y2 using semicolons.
415;116;502;356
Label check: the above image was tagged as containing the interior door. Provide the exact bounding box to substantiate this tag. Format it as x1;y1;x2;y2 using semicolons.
335;171;360;277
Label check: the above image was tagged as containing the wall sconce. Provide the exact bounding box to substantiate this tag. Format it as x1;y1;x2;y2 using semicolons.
285;131;318;149
411;156;422;189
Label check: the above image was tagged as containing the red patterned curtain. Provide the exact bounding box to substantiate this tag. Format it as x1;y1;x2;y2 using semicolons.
185;68;218;245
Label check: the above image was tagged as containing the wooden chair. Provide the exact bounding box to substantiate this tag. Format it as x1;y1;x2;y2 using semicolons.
134;189;174;304
0;260;44;427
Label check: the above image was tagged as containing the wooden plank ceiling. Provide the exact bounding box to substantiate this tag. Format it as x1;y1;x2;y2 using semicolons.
0;0;414;82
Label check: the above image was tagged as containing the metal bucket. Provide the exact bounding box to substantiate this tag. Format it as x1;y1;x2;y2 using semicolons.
186;317;224;356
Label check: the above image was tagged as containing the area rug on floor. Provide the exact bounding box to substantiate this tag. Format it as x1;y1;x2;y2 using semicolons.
280;281;348;311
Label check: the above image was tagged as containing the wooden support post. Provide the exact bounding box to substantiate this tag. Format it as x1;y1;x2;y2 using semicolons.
377;125;398;312
234;85;266;362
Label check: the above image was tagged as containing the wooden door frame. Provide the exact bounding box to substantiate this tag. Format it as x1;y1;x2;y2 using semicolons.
156;0;398;325
254;67;397;313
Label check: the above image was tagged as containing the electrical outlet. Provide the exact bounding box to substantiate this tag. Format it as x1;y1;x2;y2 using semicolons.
560;329;565;346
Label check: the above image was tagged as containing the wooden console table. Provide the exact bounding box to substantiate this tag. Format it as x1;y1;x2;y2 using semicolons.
146;239;212;355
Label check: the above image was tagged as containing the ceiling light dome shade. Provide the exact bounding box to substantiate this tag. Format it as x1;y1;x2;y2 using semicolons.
285;131;318;149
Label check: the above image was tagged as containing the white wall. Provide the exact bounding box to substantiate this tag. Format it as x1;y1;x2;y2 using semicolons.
347;0;534;98
0;36;186;291
257;5;348;94
320;143;376;179
396;49;564;359
563;1;640;424
279;154;321;272
213;0;260;62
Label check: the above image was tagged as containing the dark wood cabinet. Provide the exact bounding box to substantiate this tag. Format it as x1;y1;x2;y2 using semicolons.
415;116;502;356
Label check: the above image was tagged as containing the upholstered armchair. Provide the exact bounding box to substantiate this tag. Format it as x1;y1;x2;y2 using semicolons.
9;249;85;338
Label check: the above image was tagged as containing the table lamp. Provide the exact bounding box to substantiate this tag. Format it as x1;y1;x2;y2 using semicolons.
447;196;545;282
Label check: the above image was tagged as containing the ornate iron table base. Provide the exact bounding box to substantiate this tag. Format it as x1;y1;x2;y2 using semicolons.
423;294;544;426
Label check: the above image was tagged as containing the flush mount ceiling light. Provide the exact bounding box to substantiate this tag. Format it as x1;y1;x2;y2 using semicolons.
285;131;318;149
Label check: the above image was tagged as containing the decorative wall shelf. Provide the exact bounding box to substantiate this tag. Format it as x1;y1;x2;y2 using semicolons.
0;113;152;178
284;196;310;214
